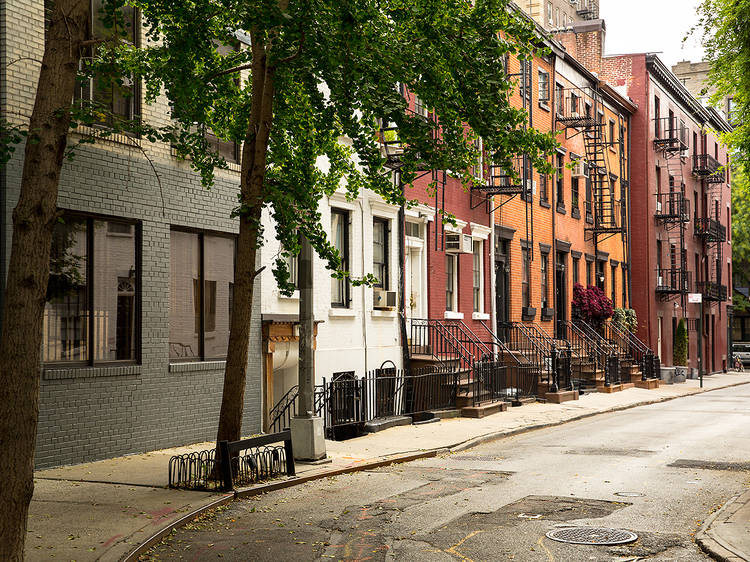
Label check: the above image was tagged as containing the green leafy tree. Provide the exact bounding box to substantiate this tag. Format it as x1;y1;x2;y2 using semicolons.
730;163;750;311
121;0;557;444
673;318;688;367
695;0;749;164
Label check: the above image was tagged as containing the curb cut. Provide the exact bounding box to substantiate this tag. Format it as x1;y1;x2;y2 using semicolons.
120;379;750;560
696;493;749;562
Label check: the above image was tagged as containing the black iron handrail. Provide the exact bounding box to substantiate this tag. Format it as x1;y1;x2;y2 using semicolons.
573;320;621;385
695;217;727;242
606;319;658;380
269;384;299;433
559;320;607;387
410;318;477;372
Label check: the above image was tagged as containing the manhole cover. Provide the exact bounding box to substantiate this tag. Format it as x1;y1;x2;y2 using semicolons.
546;527;638;545
614;492;644;497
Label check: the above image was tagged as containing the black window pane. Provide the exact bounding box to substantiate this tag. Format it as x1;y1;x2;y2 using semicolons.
44;218;88;362
204;235;234;359
92;220;136;361
170;231;200;360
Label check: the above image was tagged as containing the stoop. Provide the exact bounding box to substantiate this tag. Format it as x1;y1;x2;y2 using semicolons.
634;378;660;390
461;401;508;418
544;390;579;404
597;383;624;393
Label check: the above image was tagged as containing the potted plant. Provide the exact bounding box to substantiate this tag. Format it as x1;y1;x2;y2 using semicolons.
673;318;688;382
571;283;614;330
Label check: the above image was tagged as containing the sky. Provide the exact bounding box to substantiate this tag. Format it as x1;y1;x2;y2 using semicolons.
599;0;706;69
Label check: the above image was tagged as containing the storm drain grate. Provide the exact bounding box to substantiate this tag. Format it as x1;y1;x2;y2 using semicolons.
546;527;638;545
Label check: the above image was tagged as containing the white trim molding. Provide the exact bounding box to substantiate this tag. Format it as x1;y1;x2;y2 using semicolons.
443;218;468;234
472;312;491;321
444;311;464;320
470;222;492;240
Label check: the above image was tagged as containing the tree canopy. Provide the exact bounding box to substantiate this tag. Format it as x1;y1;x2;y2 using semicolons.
120;0;556;290
696;0;750;165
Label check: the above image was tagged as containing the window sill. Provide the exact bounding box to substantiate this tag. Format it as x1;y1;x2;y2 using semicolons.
585;215;594;225
329;308;356;318
540;200;551;209
541;307;555;321
522;307;537;321
556;204;566;215
444;311;464;320
371;309;398;318
279;290;300;300
169;361;226;374
539;102;551;112
472;312;491;320
571;208;581;220
43;364;141;381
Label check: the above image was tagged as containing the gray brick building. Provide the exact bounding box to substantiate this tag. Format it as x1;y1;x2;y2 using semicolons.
0;0;262;468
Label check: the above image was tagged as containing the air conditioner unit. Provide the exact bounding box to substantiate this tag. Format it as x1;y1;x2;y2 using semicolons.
657;276;664;286
656;200;663;212
570;111;581;119
445;233;473;254
572;160;589;178
373;288;397;310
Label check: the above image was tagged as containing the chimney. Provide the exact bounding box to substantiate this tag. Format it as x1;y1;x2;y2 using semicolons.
554;19;606;75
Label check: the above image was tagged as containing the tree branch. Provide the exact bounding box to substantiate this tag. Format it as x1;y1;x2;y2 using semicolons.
7;57;43;67
207;62;254;83
270;32;305;68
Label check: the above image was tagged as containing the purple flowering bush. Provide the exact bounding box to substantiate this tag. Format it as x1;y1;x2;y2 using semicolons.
571;283;614;328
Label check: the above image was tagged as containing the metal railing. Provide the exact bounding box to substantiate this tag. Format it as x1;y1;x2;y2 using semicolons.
695;217;727;242
559;320;606;388
655;268;690;294
269;384;299;433
573;321;622;385
653;116;688;152
606;319;659;380
524;323;572;391
409;318;491;372
477;321;540;400
655;192;690;223
692;153;722;178
697;281;728;302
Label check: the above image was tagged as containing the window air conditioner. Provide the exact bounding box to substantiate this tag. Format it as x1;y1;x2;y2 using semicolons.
373;288;397;310
656;200;662;213
657;276;664;286
445;233;473;254
572;160;589;178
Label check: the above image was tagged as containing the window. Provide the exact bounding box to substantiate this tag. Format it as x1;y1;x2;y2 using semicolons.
473;240;483;313
609;120;615;145
571;177;579;211
169;230;235;361
539;174;548;203
331;209;350;307
522;247;531;308
541;253;549;309
44;215;139;364
586;260;593;286
405;221;422;239
556;153;565;207
282;237;299;289
414;94;427;117
373;218;389;289
656;240;663;274
573;256;580;285
538;71;550;104
622;267;627;307
446;254;456;312
611;264;617;304
471;138;483;179
654;96;661;135
547;1;554;24
585;175;592;219
656;166;661;196
76;0;139;128
519;59;532;101
596;260;605;291
555;83;564;115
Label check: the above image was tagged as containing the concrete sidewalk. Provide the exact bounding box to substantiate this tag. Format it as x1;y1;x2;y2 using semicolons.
698;490;750;561
26;372;750;561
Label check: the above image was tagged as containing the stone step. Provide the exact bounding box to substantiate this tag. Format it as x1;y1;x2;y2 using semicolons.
545;390;580;404
461;401;508;418
634;378;660;390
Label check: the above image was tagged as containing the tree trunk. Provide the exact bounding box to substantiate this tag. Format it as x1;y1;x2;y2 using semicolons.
0;0;89;558
216;44;277;444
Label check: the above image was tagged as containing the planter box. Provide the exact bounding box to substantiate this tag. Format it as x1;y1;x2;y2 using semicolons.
660;366;675;384
674;366;688;383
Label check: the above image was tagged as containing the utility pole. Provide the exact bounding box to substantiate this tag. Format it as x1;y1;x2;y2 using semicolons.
290;235;326;460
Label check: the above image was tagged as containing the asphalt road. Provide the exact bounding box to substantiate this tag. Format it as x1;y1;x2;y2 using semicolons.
145;384;750;561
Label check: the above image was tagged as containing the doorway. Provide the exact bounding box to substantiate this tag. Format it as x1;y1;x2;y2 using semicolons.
495;239;509;332
555;251;567;339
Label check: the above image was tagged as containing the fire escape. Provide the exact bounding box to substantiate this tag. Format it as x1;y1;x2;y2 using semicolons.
556;86;626;245
693;151;728;303
653;116;690;305
576;0;599;20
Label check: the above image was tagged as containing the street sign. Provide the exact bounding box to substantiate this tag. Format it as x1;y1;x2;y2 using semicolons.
688;293;703;304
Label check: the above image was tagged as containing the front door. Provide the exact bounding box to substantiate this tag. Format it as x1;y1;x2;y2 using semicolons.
555;252;567;338
495;259;509;331
657;317;663;360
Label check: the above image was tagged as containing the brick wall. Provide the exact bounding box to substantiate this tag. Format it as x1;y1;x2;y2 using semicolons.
2;0;262;468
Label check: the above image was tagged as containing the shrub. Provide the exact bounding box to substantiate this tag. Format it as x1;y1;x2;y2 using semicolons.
673;318;688;366
571;283;614;328
612;307;638;333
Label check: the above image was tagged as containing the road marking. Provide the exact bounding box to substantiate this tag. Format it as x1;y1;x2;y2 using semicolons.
445;529;484;561
537;536;555;561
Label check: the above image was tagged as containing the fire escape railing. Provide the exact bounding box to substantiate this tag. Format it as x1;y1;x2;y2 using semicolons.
655;192;690;223
692;154;725;184
694;217;727;243
655;268;691;295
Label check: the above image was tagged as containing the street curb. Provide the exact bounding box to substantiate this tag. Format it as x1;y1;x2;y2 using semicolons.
448;380;750;453
119;450;440;561
696;492;750;562
120;379;749;560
